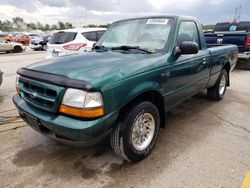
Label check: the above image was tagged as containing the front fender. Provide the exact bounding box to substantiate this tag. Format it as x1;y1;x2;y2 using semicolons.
125;81;161;103
114;81;163;113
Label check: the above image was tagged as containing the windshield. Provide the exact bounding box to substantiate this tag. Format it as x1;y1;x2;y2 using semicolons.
96;18;174;51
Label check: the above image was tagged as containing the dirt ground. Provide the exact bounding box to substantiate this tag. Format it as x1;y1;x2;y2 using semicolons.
0;49;249;188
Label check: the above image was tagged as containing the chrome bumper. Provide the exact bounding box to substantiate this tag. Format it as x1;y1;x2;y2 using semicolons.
238;52;250;60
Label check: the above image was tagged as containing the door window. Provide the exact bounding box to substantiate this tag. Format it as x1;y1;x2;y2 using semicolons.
82;31;97;41
49;32;77;44
177;21;200;48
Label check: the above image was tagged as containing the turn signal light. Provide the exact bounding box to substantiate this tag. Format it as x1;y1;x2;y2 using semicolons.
59;104;105;118
16;87;20;94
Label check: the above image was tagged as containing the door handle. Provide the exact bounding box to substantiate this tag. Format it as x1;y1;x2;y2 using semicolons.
202;58;207;65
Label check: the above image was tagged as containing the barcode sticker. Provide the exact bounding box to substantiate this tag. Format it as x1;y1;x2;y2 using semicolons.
146;19;169;25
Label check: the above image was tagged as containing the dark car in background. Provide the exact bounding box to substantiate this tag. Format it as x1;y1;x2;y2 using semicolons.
30;36;51;51
205;21;250;69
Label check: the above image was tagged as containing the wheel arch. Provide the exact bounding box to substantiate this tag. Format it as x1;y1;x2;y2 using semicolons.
119;90;166;128
222;62;230;86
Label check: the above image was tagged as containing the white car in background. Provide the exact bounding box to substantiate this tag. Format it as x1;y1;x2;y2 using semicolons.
0;39;26;53
47;28;106;58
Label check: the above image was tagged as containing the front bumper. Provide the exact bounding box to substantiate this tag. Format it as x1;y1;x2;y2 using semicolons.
238;52;250;60
29;44;42;49
13;94;119;146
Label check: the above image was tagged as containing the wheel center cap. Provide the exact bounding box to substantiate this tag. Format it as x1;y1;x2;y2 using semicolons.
137;123;146;135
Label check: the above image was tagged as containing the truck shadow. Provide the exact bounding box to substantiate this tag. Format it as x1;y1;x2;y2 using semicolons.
12;92;223;187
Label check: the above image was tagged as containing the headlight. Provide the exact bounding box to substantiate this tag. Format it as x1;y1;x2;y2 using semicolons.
59;88;104;118
61;88;87;108
84;92;103;108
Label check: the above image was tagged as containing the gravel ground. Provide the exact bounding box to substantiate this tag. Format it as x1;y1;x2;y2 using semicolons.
0;49;249;188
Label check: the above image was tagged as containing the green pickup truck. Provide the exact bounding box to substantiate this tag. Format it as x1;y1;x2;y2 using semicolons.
13;15;238;162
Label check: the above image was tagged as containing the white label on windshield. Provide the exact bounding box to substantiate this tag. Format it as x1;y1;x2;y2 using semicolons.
146;19;169;25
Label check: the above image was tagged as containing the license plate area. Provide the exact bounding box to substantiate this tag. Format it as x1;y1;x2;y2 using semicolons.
20;111;52;134
52;49;59;57
19;109;39;129
24;113;40;130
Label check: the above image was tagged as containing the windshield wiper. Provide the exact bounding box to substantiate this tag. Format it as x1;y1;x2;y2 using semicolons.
93;45;108;51
111;45;153;54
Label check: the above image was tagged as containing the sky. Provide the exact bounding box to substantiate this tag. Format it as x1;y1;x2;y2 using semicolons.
0;0;249;25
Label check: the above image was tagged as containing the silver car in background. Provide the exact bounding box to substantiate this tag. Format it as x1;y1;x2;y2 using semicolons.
30;36;51;51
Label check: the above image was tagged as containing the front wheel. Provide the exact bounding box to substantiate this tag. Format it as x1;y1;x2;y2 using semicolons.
13;46;22;53
42;45;48;51
110;101;160;162
207;69;228;100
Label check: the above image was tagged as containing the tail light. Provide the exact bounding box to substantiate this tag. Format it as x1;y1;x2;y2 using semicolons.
245;35;250;48
63;43;87;51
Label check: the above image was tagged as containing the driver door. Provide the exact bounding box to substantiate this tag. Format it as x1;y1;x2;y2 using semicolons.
0;40;11;51
168;21;210;106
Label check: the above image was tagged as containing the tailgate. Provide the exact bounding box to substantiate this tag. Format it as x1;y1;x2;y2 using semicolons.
205;32;247;52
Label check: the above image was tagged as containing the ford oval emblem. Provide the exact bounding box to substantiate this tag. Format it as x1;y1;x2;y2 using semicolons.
30;92;38;99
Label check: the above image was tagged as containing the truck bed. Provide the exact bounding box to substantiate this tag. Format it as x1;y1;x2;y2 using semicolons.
206;44;238;88
205;31;249;53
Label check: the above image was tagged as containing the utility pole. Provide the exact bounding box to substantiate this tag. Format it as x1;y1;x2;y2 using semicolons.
234;7;238;21
237;5;241;21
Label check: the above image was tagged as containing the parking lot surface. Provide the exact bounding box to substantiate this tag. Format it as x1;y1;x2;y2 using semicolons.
0;50;249;188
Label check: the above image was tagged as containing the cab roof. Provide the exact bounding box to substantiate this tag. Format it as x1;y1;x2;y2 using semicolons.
112;15;197;24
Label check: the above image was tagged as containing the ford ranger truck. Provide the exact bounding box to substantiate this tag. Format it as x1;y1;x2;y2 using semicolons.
205;21;250;69
13;16;238;162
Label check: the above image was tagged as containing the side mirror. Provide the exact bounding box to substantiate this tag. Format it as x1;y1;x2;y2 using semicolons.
174;41;199;57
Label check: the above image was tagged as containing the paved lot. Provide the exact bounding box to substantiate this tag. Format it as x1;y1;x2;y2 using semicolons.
0;49;249;188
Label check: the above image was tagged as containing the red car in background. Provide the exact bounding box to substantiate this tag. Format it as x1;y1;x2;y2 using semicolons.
14;35;30;45
0;33;14;41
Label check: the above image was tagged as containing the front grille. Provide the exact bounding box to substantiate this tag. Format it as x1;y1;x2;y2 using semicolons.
18;77;65;113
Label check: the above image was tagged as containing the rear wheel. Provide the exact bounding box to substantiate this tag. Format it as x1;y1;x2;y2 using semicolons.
207;69;228;100
13;46;22;53
110;101;160;162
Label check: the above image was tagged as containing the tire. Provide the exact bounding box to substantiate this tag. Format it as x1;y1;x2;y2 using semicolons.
207;69;228;100
110;101;160;162
13;46;22;53
42;45;48;51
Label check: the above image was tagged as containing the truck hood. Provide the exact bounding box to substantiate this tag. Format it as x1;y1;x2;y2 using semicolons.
27;51;166;89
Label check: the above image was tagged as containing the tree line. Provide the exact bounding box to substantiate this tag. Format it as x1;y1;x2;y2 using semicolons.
0;17;109;32
202;24;215;31
0;16;214;32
